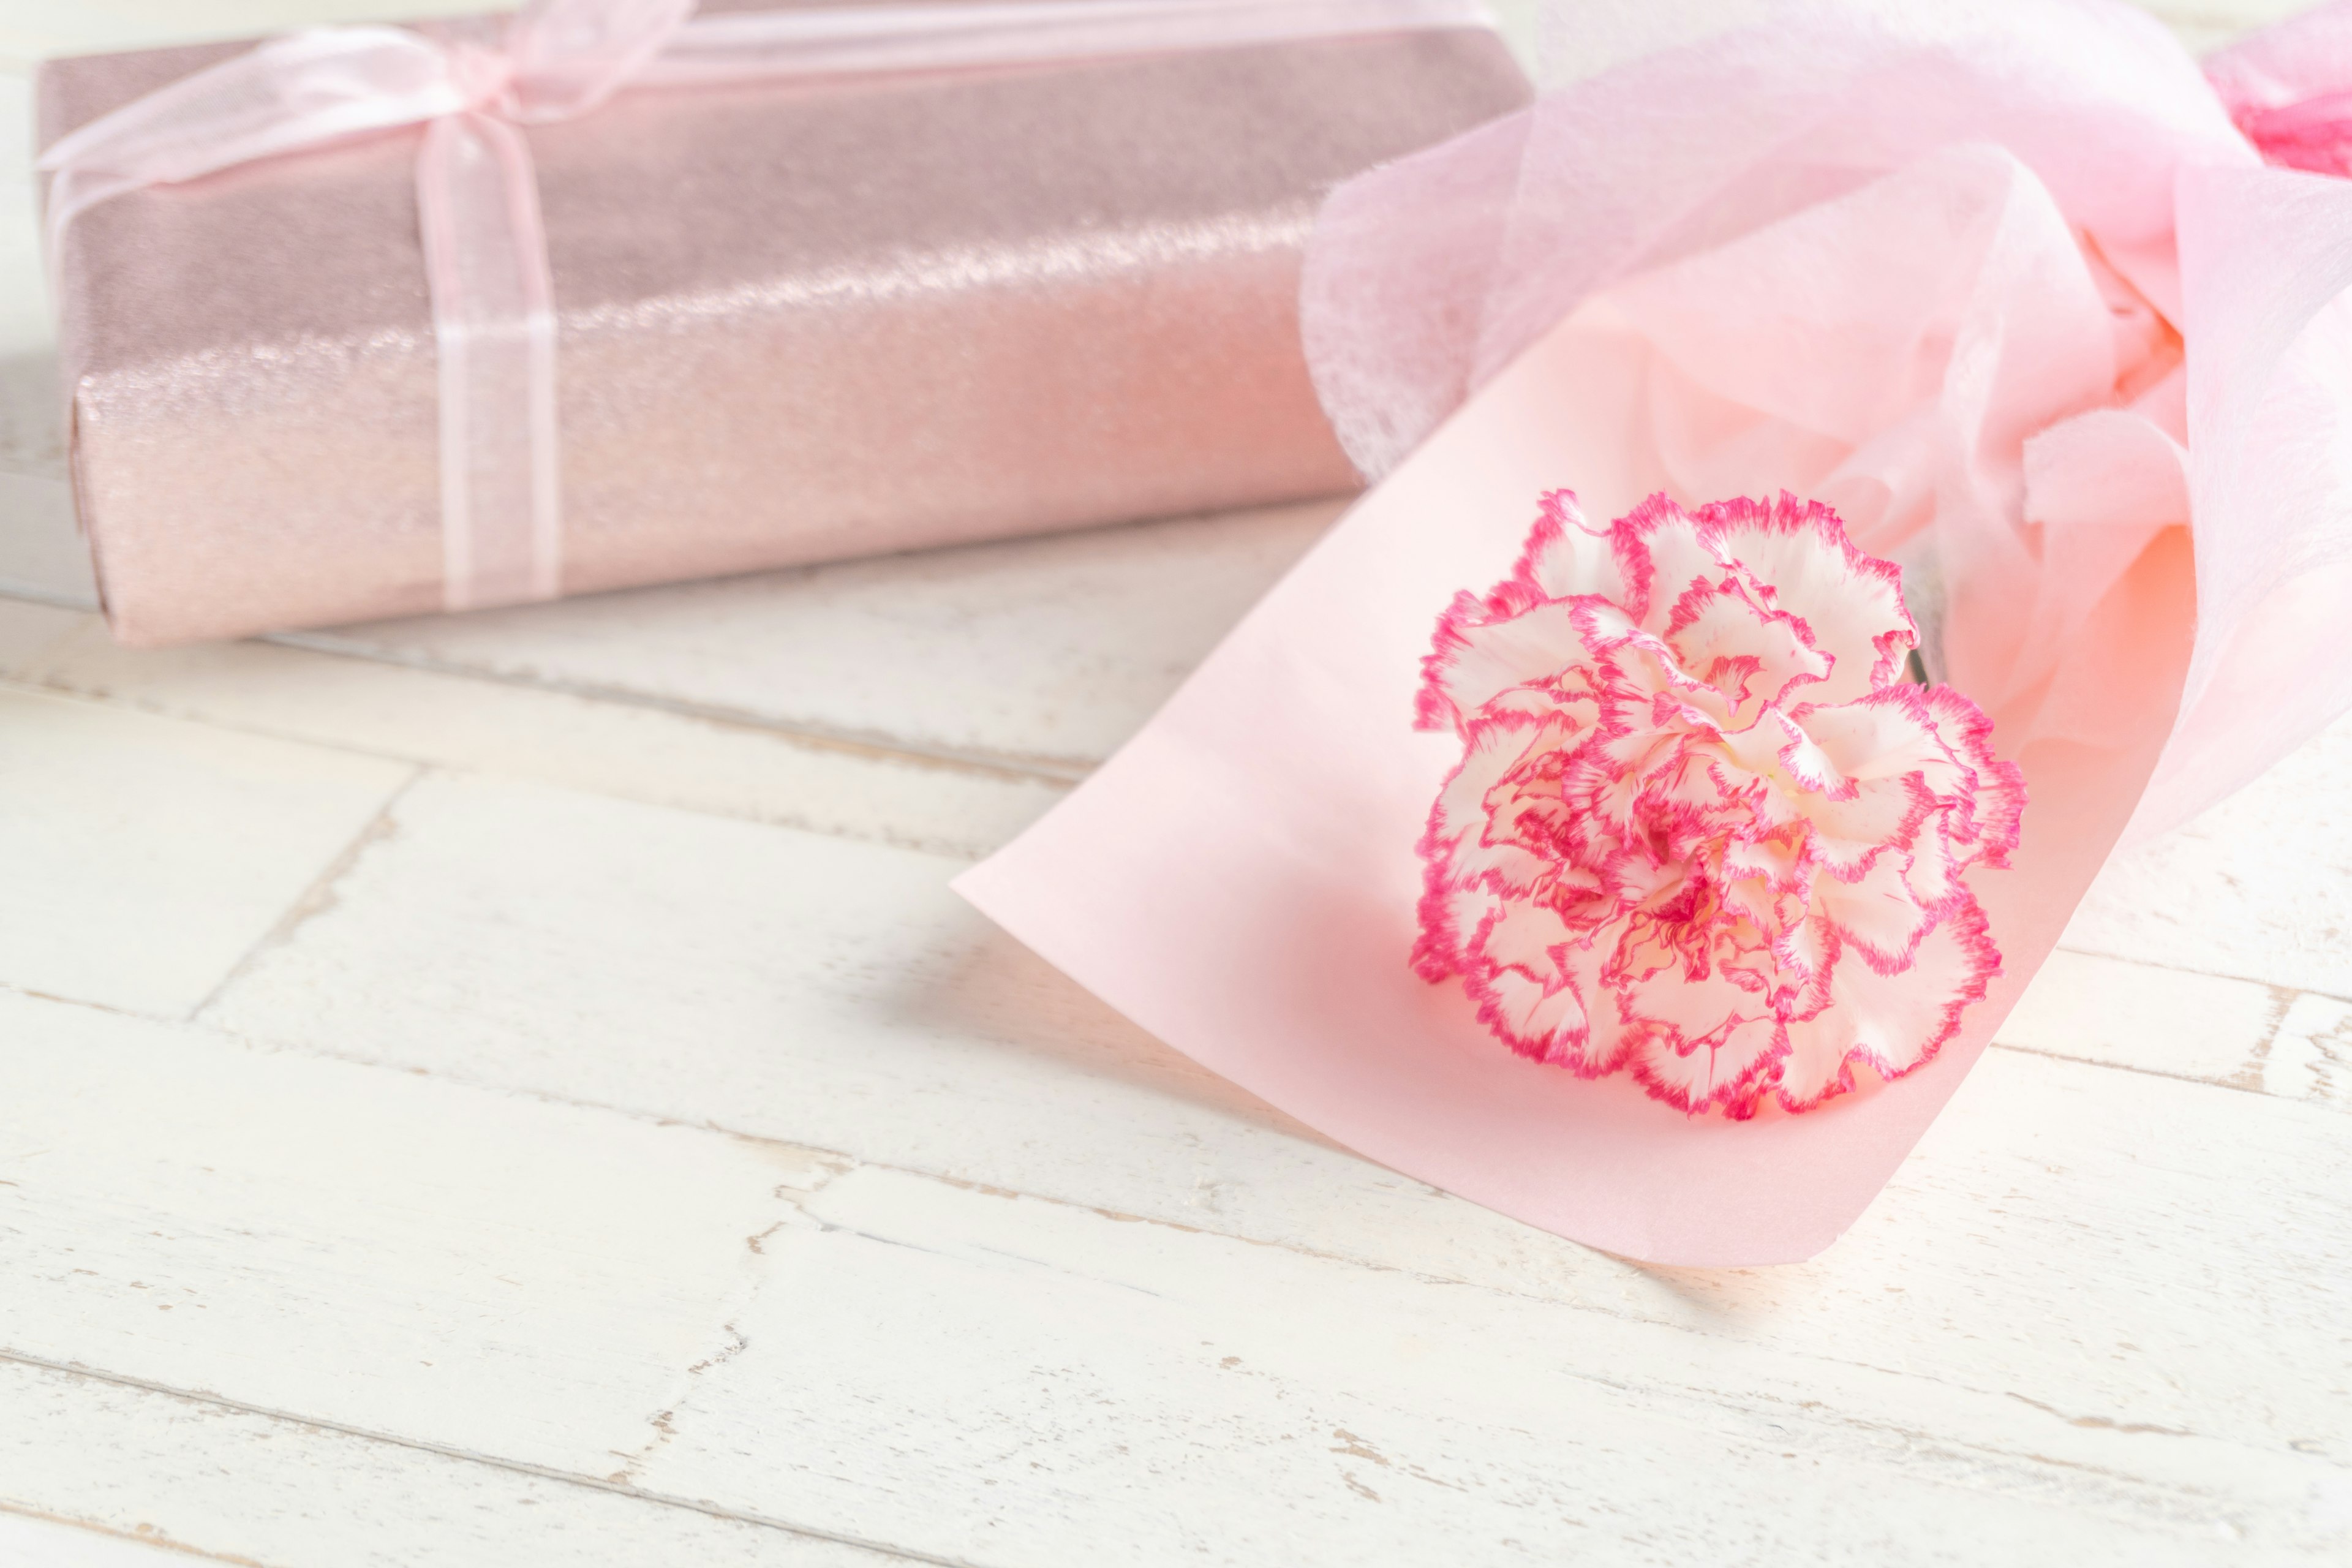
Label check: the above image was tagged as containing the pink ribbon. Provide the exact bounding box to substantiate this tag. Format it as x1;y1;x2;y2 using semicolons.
40;0;1498;612
42;1;701;610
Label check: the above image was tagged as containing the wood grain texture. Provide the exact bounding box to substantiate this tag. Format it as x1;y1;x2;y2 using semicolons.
655;1139;2350;1566
307;497;1344;778
2063;712;2352;999
0;1360;915;1567
0;1509;189;1568
0;992;812;1474
182;771;2351;1435
0;600;1063;861
5;983;2347;1564
0;687;412;1017
2270;991;2352;1110
1;1;2347;1564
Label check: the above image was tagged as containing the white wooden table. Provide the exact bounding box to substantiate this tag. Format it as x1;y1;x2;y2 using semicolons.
0;3;2346;1564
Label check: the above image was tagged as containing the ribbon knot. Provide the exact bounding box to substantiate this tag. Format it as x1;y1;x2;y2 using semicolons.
443;42;522;118
41;0;700;611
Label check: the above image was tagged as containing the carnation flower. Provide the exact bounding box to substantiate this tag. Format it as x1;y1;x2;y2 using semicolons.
1413;491;2025;1118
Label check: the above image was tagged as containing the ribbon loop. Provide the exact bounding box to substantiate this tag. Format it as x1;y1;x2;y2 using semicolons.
39;26;466;276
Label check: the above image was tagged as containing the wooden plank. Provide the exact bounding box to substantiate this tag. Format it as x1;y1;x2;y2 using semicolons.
2269;990;2352;1110
298;524;2352;1002
5;990;2344;1563
0;685;413;1017
0;600;1063;861
2003;943;2352;1115
300;497;1343;777
189;771;2352;1497
10;590;2330;1110
0;1359;914;1568
0;1509;189;1568
2065;710;2352;1000
1997;947;2283;1086
0;597;83;666
647;1109;2351;1565
197;766;1317;1274
0;5;2334;1564
0;990;822;1482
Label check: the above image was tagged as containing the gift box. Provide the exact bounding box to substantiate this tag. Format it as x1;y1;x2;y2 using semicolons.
36;0;1529;646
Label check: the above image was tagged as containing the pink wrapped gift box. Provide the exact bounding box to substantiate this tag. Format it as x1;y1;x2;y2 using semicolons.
37;0;1527;646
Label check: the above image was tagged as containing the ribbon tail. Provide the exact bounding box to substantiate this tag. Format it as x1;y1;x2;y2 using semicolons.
417;110;562;613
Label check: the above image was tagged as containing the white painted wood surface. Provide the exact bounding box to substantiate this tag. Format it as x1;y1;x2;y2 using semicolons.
1;2;2347;1564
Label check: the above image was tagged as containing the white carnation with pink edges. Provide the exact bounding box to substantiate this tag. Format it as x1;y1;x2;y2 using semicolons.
1413;491;2026;1118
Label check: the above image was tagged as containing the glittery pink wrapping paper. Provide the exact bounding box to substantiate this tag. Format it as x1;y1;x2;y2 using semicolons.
36;1;1528;646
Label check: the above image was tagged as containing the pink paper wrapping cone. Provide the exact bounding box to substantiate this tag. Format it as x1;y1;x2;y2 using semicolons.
958;0;2352;1263
37;0;1529;646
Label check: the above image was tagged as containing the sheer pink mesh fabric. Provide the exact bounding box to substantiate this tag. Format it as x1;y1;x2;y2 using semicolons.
1301;0;2352;839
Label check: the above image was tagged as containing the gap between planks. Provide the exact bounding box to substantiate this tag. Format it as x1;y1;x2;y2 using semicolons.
0;1352;962;1568
270;628;1092;786
11;967;2341;1338
0;1504;240;1568
0;601;1069;863
0;586;1079;788
4;610;2344;1112
179;769;426;1025
4;594;2351;1023
6;993;2345;1562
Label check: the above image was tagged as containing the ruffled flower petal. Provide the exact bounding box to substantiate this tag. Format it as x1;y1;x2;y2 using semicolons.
1414;491;2023;1117
1625;1008;1785;1120
1520;491;1627;603
1692;494;1915;707
1776;910;2000;1110
1661;575;1833;719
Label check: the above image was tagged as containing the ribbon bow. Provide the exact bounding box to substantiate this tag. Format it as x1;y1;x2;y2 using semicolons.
43;0;698;609
40;0;1498;612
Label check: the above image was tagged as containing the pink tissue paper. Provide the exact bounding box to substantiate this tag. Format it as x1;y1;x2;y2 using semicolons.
959;0;2352;1264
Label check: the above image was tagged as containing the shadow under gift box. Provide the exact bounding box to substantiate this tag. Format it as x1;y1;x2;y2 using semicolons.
36;0;1529;647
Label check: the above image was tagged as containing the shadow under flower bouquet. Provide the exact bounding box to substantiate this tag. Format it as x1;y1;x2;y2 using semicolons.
960;0;2352;1264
